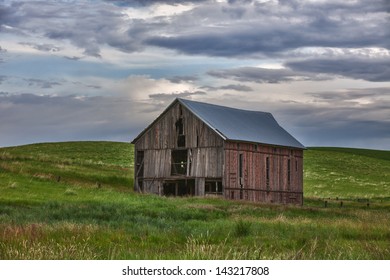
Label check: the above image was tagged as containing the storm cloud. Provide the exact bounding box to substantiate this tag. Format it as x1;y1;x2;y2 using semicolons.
147;0;390;57
3;0;388;59
1;0;389;149
287;58;390;82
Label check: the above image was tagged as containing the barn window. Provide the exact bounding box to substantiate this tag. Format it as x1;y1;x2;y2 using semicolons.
239;153;244;199
266;156;270;191
176;118;185;147
239;153;243;179
171;149;187;176
205;180;223;195
287;159;291;188
163;180;195;197
179;104;183;116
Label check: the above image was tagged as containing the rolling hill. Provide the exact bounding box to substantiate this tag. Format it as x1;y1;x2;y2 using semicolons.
0;142;389;259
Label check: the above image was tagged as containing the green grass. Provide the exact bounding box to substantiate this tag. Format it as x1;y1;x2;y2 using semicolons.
304;147;390;201
0;142;389;259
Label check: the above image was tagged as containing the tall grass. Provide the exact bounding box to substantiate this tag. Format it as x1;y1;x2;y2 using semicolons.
0;142;389;259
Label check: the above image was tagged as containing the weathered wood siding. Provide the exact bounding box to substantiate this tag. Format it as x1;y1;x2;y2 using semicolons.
134;102;224;182
223;141;303;205
134;102;223;150
133;100;304;205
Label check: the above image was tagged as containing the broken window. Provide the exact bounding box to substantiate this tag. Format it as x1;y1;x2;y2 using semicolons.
176;118;185;147
171;149;188;176
288;159;291;183
266;156;270;191
287;159;291;189
205;180;223;195
239;153;244;199
239;153;243;179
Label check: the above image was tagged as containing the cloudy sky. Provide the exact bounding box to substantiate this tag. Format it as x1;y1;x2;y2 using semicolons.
1;0;389;149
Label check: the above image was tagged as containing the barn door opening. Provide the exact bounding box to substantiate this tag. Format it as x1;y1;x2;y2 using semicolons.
136;151;144;192
136;151;144;177
163;180;195;197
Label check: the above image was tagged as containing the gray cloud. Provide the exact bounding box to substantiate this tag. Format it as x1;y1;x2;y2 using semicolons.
273;108;390;150
210;57;390;83
105;0;208;6
148;90;206;102
208;67;330;83
201;84;253;92
4;1;142;58
63;56;83;61
1;0;390;150
219;84;253;92
146;0;390;57
4;0;389;59
19;42;61;52
0;76;7;84
24;78;62;89
0;46;6;63
287;58;390;82
167;75;199;83
308;87;390;103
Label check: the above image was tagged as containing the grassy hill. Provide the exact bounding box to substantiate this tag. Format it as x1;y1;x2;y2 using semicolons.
304;147;390;200
0;142;389;259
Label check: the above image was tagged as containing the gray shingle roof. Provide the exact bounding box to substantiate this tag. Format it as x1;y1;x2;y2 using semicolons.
178;98;305;149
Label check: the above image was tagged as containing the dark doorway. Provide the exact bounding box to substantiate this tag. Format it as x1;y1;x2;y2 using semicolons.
136;151;144;178
163;180;195;197
163;182;176;196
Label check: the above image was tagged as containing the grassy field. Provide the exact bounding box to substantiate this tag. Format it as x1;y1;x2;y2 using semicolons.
0;142;389;259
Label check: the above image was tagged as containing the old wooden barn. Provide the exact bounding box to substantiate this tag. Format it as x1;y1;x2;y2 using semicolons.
131;98;305;205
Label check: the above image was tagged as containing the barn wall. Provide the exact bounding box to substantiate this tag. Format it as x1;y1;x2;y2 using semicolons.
223;141;303;205
133;100;304;205
140;147;224;179
134;102;223;150
134;101;224;194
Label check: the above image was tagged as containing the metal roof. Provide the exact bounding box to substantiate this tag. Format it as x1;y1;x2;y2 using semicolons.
178;98;305;149
132;98;305;149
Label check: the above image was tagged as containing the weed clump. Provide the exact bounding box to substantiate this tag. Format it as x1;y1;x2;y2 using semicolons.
234;220;252;237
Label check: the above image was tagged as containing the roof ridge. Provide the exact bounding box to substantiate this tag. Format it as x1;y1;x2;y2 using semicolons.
132;98;305;149
177;98;272;115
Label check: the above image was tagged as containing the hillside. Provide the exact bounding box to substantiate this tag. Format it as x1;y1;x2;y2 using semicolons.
0;142;389;260
2;142;388;200
304;147;390;200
